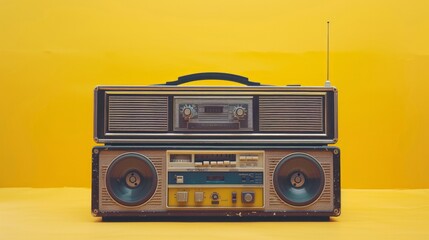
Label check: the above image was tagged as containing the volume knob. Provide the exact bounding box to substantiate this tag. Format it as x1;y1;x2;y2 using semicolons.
181;105;196;120
241;191;255;203
233;106;246;119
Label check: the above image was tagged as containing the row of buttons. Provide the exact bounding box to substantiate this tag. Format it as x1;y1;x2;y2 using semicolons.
195;161;237;167
176;191;204;203
176;191;255;204
239;155;259;160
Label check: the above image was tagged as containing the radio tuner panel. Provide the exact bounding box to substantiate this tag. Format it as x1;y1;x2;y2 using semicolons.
167;150;264;209
174;97;253;131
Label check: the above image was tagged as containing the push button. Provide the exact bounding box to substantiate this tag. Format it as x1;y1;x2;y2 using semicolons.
232;192;237;203
194;192;204;203
176;175;184;184
176;191;188;203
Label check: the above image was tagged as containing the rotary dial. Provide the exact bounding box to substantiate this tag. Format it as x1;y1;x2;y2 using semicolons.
233;105;247;119
181;104;197;120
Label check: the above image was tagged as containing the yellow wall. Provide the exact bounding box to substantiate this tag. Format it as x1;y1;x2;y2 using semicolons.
0;0;428;188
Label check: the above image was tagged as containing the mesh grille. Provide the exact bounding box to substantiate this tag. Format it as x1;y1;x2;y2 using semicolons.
107;95;168;132
259;96;324;132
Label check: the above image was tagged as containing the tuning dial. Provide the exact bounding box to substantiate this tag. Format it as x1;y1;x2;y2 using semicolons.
233;106;246;119
181;104;196;120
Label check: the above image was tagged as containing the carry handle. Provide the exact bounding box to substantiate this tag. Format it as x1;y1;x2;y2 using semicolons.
165;72;261;86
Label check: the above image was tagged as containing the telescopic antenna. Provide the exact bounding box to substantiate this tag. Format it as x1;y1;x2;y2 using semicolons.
325;21;331;87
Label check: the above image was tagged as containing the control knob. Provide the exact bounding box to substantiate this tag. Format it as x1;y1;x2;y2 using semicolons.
181;104;197;120
211;192;219;200
233;106;246;119
241;191;255;203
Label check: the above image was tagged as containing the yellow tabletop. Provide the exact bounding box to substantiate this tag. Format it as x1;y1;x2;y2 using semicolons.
1;188;428;240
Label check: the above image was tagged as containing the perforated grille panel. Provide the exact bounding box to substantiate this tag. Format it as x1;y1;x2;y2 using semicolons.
107;95;168;132
259;96;324;132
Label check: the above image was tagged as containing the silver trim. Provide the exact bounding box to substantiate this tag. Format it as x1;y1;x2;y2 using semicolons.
106;91;327;96
96;138;335;144
174;96;253;99
167;184;264;188
333;87;339;143
97;85;336;91
93;87;99;142
104;132;328;137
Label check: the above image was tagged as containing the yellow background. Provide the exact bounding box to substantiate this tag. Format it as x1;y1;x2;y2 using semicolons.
0;0;428;188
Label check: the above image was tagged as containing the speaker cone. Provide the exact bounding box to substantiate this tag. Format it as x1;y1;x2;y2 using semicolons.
106;153;157;206
273;153;325;206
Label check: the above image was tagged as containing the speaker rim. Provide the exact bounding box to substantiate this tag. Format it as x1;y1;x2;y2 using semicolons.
106;153;158;207
273;153;325;207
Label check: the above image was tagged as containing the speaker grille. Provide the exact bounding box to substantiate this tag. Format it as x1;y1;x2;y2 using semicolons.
146;156;163;207
107;95;168;132
101;166;116;206
319;163;332;203
259;96;324;132
267;155;331;206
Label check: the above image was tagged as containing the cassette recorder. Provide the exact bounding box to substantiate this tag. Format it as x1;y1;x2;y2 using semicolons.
94;72;338;145
92;146;340;219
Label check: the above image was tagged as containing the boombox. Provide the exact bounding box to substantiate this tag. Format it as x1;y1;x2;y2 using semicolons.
92;72;341;220
94;73;338;145
91;146;340;219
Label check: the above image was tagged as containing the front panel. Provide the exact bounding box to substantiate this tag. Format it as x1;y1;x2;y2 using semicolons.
173;97;253;132
92;146;340;218
167;151;264;209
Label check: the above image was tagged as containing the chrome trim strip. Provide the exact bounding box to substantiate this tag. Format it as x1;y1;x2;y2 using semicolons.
93;87;98;141
97;85;336;91
104;133;328;137
96;138;335;143
106;91;327;96
174;96;253;99
167;185;263;188
333;87;339;143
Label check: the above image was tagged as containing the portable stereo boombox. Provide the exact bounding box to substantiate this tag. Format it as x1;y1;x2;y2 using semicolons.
94;72;338;145
91;72;341;220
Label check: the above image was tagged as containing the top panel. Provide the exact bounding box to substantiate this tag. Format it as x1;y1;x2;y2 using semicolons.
94;85;338;144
